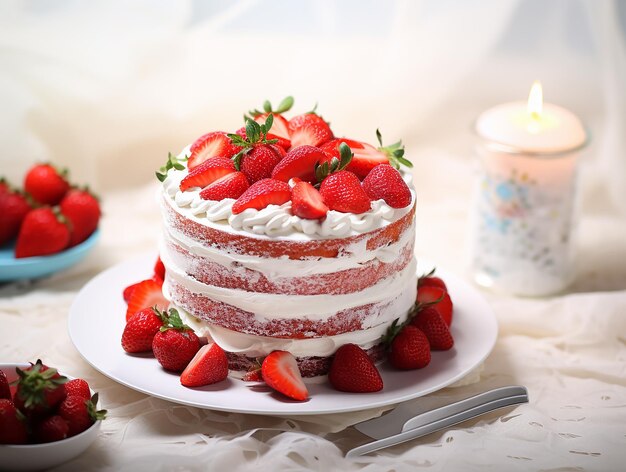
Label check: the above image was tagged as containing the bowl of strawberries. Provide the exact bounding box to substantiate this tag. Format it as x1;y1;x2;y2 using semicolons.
0;164;101;282
0;360;106;471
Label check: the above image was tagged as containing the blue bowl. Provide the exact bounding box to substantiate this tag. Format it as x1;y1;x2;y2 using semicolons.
0;230;100;282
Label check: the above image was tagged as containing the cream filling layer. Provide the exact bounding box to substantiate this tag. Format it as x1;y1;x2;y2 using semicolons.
177;307;410;358
161;221;416;279
163;254;417;321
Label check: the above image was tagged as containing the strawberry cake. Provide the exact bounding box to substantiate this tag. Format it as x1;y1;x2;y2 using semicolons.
156;98;417;378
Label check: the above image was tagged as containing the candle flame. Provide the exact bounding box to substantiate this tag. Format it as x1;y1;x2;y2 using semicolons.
527;81;543;119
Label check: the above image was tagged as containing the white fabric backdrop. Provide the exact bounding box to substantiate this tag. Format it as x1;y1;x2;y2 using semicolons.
1;1;625;470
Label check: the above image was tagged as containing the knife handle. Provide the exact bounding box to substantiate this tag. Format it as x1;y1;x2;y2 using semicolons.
346;386;529;458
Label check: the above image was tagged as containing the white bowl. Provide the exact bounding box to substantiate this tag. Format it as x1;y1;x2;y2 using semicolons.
0;363;102;472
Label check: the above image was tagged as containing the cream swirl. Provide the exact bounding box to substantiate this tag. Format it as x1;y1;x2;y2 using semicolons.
162;151;415;239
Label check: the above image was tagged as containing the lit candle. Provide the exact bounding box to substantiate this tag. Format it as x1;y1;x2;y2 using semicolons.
470;82;588;296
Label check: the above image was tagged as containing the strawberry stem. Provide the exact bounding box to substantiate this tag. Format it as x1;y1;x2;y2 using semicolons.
376;129;413;170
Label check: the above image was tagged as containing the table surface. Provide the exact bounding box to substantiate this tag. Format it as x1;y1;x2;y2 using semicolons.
2;155;625;471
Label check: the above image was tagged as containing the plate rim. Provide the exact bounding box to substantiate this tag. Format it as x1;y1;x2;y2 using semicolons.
68;255;498;416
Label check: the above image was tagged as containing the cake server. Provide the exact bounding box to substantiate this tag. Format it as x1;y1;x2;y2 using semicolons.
346;385;528;457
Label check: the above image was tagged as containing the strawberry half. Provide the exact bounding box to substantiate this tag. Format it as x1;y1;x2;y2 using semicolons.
154;256;166;281
362;164;412;209
319;171;371;214
180;343;228;387
271;145;326;183
328;343;383;393
290;180;328;220
255;113;291;140
261;351;308;401
231;178;290;214
288;113;333;148
179;157;236;192
200;171;250;201
188;132;239;170
416;286;453;326
125;279;168;321
319;138;387;179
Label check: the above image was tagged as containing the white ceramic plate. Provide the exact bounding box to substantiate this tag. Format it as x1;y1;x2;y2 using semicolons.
68;255;497;416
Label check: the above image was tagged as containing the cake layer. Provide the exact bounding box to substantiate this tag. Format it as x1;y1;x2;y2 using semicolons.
161;223;416;295
163;258;417;338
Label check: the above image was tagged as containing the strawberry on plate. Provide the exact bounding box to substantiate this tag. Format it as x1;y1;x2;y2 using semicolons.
187;132;240;170
122;307;164;353
319;171;371;214
14;207;71;258
271;145;326;183
328;343;383;393
418;269;448;292
362;164;412;209
60;188;101;246
58;393;106;437
179;157;236;192
125;278;168;321
122;281;142;304
290;180;328;220
200;171;250;201
180;343;228;387
64;378;91;400
261;351;308;401
24;163;70;206
13;360;68;417
154;256;166;281
152;308;201;372
411;307;454;351
247;96;294;140
416;286;454;326
231;178;290;214
384;322;431;370
0;399;28;444
288;113;333;148
0;186;31;247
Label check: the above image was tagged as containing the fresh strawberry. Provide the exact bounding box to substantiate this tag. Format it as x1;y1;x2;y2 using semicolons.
13;360;68;417
291;180;328;219
411;307;454;350
231;179;290;214
0;177;8;194
64;379;91;400
152;308;201;372
187;132;239;170
328;343;383;393
319;138;365;160
235;127;291;151
180;343;228;387
418;270;448;292
288;113;333;148
125;278;168;321
14;207;70;258
179;157;236;192
33;415;69;443
416;286;454;326
200;171;250;201
271;145;326;183
386;324;431;370
241;369;263;382
24;163;70;205
0;399;28;444
122;281;142;304
261;351;308;401
154;256;166;281
239;145;282;183
319;171;371;214
247;96;294;140
0;371;10;400
58;393;106;437
255;114;291;140
59;188;101;246
0;188;31;246
319;138;389;179
122;307;164;353
362;164;412;209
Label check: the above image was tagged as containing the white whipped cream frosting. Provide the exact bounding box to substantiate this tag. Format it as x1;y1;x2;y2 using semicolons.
162;148;415;239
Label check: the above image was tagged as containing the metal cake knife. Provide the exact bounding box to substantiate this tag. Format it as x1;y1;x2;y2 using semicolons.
346;385;529;457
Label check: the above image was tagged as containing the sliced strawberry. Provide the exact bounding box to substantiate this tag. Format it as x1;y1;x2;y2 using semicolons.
125;279;168;321
248;97;294;140
180;343;228;387
240;145;282;183
241;369;263;382
123;281;142;304
347;143;389;180
261;351;308;401
179;157;236;192
319;138;365;161
362;164;412;208
200;171;250;201
416;286;453;326
154;256;165;281
411;307;454;350
188;132;239;170
231;179;290;214
319;171;371;214
255;113;291;140
288;113;333;148
271;145;326;183
291;180;328;220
